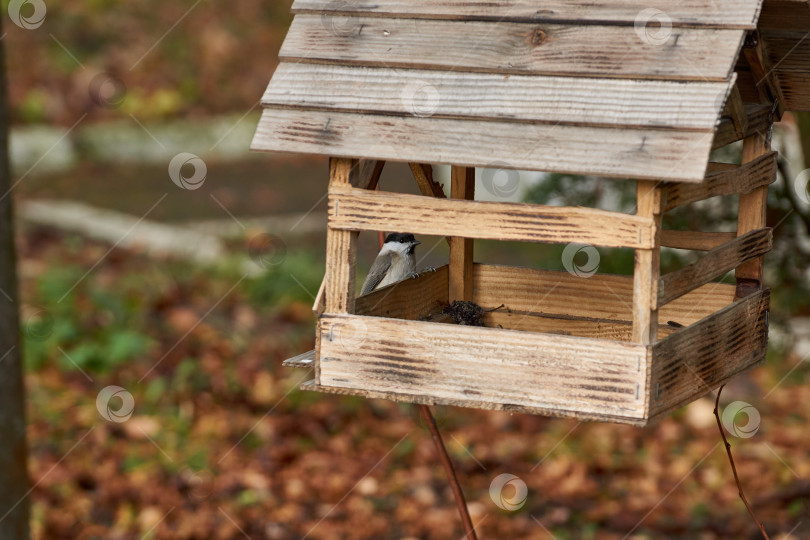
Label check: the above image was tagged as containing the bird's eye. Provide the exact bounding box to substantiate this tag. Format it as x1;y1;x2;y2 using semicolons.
399;239;405;243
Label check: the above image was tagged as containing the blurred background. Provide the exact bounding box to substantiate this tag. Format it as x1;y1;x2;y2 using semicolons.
4;0;810;538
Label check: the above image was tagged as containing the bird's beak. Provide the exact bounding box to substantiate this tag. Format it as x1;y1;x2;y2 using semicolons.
413;240;421;246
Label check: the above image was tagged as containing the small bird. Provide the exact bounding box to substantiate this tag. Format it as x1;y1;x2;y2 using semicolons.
360;233;420;295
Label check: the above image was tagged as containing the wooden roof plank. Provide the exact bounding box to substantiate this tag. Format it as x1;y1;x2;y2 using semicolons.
280;15;746;81
251;108;714;181
263;63;734;131
292;0;763;29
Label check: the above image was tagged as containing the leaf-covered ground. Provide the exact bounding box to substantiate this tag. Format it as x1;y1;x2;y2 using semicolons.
17;226;810;540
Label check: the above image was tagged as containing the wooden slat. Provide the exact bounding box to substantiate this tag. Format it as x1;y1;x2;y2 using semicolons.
281;15;745;81
774;72;810;112
253;109;715;182
324;158;359;314
649;289;769;421
318;314;649;421
660;230;737;251
408;163;445;198
263;63;734;130
328;186;654;249
483;311;676;341
292;0;762;28
449;167;475;302
759;0;810;32
633;181;662;345
283;349;316;368
658;228;773;307
661;151;778;211
471;264;734;327
356;264;449;319
712;103;773;149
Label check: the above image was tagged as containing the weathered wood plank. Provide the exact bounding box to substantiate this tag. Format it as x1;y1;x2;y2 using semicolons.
661;151;778;211
658;228;773;307
252;109;714;182
483;310;676;341
471;264;734;327
449;166;475;302
633;181;662;345
712;103;773;149
318;314;649;420
263;63;734;130
408;163;445;199
283;349;316;368
649;289;769;421
292;0;762;28
660;230;737;251
773;72;810;112
328;186;655;249
324;158;359;314
735;133;773;298
281;15;746;81
356;264;449;320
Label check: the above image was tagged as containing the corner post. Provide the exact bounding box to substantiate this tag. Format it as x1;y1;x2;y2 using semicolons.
325;157;359;314
633;180;662;345
449;166;475;302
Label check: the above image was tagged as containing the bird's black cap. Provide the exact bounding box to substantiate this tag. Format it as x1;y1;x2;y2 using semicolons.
384;233;418;244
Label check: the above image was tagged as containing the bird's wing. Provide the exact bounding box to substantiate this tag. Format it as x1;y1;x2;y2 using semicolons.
360;252;392;295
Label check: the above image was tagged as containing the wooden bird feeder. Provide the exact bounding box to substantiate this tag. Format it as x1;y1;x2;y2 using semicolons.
251;0;810;426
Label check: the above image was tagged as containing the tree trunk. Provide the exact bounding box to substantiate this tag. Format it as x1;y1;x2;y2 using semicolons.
797;112;810;168
0;14;31;540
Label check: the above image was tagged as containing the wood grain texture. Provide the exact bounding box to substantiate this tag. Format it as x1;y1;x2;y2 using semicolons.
712;103;774;149
649;289;769;421
263;63;734;130
483;310;676;341
660;230;737;251
283;349;316;368
328;186;655;248
318;314;649;420
409;163;445;199
356;264;449;320
449;166;475;302
661;151;778;211
735;134;773;292
633;181;662;345
281;15;745;81
253;108;715;181
325;158;358;314
471;264;734;327
292;0;762;28
658;228;773;307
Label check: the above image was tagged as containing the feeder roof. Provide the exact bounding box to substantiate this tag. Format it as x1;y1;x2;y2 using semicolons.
251;0;810;183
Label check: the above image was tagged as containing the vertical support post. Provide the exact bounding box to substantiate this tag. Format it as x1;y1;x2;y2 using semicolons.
633;181;662;345
735;130;772;300
449;166;475;302
325;157;359;314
